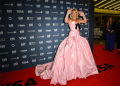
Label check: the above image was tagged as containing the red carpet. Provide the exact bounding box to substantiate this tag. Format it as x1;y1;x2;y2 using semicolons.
0;44;120;86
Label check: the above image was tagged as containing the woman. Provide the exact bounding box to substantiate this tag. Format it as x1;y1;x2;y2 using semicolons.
102;17;115;51
35;8;98;85
117;19;120;54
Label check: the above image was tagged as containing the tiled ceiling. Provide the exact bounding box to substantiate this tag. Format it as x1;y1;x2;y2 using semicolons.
93;0;120;11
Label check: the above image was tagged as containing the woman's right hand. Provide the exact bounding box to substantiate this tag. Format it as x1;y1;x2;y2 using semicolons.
67;8;72;14
106;29;109;31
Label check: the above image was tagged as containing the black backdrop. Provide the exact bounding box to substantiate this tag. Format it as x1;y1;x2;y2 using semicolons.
0;0;94;73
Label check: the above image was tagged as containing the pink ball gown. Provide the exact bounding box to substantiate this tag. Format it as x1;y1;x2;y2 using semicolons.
35;21;98;85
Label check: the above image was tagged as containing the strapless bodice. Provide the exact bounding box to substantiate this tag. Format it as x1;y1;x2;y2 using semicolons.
68;21;80;37
68;21;80;31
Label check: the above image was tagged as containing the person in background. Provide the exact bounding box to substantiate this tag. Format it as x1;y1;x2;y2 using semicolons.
116;19;120;54
102;17;116;51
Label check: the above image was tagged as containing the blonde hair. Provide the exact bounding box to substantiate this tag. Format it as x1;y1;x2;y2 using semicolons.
70;8;79;19
106;17;113;28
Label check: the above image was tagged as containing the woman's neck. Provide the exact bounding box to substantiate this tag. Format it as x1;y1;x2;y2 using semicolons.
71;19;77;21
71;18;77;20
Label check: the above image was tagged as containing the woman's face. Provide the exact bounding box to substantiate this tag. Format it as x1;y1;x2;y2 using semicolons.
109;17;112;22
71;10;77;18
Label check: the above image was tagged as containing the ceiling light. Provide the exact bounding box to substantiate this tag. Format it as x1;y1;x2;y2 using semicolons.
98;0;115;8
114;7;120;10
94;0;106;7
109;4;120;9
93;0;97;2
104;0;120;9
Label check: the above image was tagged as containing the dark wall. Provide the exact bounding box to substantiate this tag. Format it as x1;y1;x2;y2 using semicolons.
89;0;94;53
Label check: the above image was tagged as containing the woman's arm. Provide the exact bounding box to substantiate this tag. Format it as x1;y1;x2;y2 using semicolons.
64;8;72;23
64;13;70;23
78;11;87;23
106;21;109;31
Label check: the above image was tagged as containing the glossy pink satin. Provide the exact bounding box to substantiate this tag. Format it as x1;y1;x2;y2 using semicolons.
35;21;98;85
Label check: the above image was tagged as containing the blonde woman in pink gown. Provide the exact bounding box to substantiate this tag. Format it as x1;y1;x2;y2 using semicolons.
35;8;98;85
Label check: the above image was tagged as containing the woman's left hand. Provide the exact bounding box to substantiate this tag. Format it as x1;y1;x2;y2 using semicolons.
111;30;114;32
78;11;84;16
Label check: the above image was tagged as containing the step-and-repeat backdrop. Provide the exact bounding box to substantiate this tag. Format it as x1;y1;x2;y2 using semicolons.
0;0;94;73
